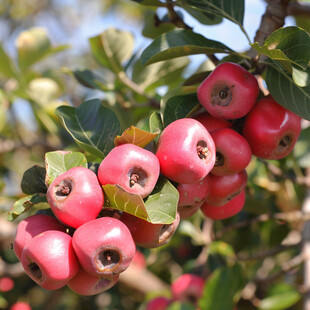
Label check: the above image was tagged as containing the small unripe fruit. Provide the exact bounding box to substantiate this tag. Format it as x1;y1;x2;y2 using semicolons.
171;273;205;305
72;217;136;276
156;118;215;184
67;268;119;296
98;143;160;198
13;214;66;260
47;166;104;229
197;62;259;119
21;230;80;290
201;190;246;220
243;97;301;159
120;212;180;248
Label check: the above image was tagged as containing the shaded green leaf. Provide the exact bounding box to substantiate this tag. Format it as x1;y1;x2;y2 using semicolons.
45;151;88;185
141;29;233;65
180;0;244;28
199;264;245;310
293;127;310;168
103;176;178;224
265;61;310;120
114;125;159;148
55;99;121;159
251;27;310;71
258;290;301;310
167;301;196;310
161;86;200;127
0;43;19;78
73;69;113;91
149;111;163;134
89;28;135;73
8;194;49;221
21;165;47;195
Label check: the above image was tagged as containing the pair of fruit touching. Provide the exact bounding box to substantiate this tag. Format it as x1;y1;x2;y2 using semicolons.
12;61;302;297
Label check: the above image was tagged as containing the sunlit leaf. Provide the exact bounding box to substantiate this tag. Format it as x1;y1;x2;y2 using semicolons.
259;291;301;310
8;194;49;221
45;151;88;185
114;126;159;148
89;28;135;73
103;176;178;224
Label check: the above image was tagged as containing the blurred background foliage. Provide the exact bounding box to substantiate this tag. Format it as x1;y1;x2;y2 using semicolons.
0;0;309;309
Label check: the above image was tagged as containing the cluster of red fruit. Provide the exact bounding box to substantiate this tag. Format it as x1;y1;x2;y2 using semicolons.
12;62;302;297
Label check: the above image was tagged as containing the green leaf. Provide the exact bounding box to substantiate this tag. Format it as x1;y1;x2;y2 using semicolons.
132;57;189;91
181;5;223;25
130;0;165;5
73;69;113;91
199;264;245;310
8;194;49;221
258;291;301;310
0;43;19;78
102;176;178;224
142;11;176;39
114;125;159;148
292;65;310;87
55;99;121;159
21;165;47;195
149;111;163;134
89;28;135;73
167;301;196;310
180;0;245;28
141;29;233;65
209;241;236;258
161;86;200;127
251;27;310;71
45;151;88;185
265;61;310;120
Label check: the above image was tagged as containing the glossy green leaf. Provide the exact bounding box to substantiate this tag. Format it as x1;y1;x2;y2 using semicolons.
141;29;233;65
89;28;135;73
265;61;310;120
181;0;244;27
8;194;49;221
102;176;178;224
0;43;19;78
21;165;47;195
45;151;88;185
114;125;159;148
181;5;223;25
161;86;200;127
251;27;310;71
258;291;301;310
55;99;121;159
199;264;245;310
73;69;113;91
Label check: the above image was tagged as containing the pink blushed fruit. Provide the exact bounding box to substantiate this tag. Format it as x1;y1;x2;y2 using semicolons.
171;273;205;305
156;118;215;184
145;296;171;310
21;230;80;290
98;143;160;198
201;189;246;220
120;212;180;248
67;268;119;296
197;62;259;119
0;277;14;292
10;301;32;310
47;166;104;229
13;214;66;260
177;175;211;219
72;217;136;276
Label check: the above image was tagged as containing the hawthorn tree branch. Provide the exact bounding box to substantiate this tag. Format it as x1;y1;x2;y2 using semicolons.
287;2;310;16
